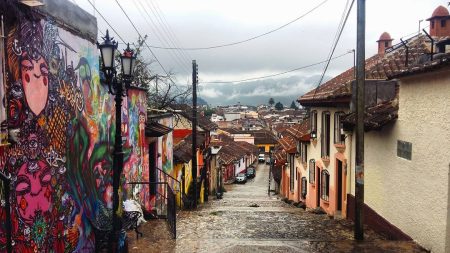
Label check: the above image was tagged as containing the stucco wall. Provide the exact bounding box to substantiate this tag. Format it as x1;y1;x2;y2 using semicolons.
362;70;450;253
304;107;351;216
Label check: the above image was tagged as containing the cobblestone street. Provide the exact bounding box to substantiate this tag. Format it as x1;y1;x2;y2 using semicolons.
129;164;427;253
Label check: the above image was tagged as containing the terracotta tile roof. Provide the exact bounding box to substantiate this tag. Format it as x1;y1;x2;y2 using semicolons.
213;135;258;165
171;104;218;131
388;50;450;78
299;34;440;106
273;147;287;165
173;141;192;163
235;141;259;156
342;99;399;131
278;135;296;154
427;5;450;20
253;130;278;145
366;35;432;80
299;54;383;104
285;119;310;141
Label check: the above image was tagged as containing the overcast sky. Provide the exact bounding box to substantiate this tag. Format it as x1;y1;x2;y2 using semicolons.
73;0;446;105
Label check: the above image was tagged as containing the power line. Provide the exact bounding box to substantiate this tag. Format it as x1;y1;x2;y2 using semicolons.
146;0;329;51
200;51;352;84
85;0;127;44
147;0;193;65
114;0;174;80
312;0;354;99
132;0;191;75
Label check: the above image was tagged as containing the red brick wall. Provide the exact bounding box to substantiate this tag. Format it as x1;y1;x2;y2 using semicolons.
429;18;450;37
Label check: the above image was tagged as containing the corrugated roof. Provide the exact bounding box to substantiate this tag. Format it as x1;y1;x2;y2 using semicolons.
145;121;173;137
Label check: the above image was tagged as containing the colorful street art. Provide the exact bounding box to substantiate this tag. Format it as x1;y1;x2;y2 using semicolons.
0;16;148;252
123;88;149;212
158;116;173;174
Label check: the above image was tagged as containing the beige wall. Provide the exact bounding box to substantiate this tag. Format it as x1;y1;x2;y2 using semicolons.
305;107;351;216
353;70;450;253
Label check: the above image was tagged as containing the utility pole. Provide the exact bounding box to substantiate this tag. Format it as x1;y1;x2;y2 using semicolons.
192;60;198;208
355;0;365;241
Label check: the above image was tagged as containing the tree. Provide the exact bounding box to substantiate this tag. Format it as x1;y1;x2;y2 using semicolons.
115;36;191;110
275;102;284;111
290;101;298;110
268;98;275;106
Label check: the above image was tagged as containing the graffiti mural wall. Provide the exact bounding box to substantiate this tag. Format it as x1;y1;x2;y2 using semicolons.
123;88;149;211
158;116;173;174
0;15;147;252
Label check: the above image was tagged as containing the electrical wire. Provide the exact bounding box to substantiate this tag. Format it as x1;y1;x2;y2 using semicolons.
85;0;127;44
312;0;354;100
114;0;175;81
132;0;191;75
145;0;329;50
147;0;193;65
200;51;352;84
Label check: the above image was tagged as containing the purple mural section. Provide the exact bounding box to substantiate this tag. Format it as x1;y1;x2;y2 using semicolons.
0;15;148;253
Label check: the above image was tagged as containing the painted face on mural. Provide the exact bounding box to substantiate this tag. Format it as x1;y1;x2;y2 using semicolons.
20;52;49;116
15;159;52;225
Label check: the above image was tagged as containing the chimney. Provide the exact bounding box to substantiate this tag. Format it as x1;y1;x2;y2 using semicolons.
377;32;393;55
427;5;450;37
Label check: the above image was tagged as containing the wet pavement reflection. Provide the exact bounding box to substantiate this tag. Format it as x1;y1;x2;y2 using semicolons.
128;163;427;253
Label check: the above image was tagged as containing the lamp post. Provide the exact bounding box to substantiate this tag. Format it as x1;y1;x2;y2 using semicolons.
97;30;137;251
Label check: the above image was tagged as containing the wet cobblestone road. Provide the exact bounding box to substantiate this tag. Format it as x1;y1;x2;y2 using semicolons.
128;164;427;253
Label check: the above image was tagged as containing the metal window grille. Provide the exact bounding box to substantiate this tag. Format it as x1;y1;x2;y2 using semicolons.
301;177;307;199
321;112;330;157
321;170;330;201
309;159;315;184
334;112;345;144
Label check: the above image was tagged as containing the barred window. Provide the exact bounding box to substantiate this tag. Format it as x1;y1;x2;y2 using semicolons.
301;142;307;163
321;112;331;158
309;159;315;184
289;154;295;191
321;170;330;201
334;112;345;144
310;111;317;137
301;177;307;199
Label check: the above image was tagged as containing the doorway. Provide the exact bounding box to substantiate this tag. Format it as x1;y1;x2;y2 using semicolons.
337;160;343;211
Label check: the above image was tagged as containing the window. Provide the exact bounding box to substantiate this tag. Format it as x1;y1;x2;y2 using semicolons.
334;112;345;144
442;20;446;27
289;154;295;191
397;140;412;160
301;177;307;199
309;159;315;184
301;143;307;163
296;141;301;154
310;111;317;138
321;112;331;158
432;20;435;29
321;170;330;201
384;41;389;47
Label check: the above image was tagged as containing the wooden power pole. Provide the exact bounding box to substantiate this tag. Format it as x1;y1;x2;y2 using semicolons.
192;60;198;208
355;0;365;241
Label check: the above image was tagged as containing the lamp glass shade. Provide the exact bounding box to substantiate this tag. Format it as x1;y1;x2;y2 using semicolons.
121;56;132;76
130;57;137;76
101;46;115;69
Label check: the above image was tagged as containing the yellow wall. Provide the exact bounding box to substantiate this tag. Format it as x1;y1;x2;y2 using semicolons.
257;144;275;153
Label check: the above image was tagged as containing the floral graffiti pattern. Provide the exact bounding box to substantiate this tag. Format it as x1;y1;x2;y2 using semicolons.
0;16;147;252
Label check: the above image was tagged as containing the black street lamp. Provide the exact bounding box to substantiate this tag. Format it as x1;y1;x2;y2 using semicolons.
97;30;137;251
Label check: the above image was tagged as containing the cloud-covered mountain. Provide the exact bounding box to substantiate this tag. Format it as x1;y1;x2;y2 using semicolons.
198;74;330;106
